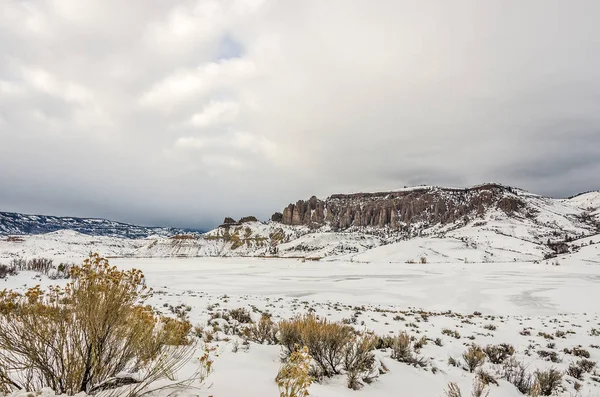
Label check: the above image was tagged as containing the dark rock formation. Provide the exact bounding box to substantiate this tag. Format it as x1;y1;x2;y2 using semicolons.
271;212;283;222
219;216;259;228
271;184;525;230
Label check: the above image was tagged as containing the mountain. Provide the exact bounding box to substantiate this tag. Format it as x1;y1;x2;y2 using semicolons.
0;211;194;239
272;183;525;229
1;183;599;263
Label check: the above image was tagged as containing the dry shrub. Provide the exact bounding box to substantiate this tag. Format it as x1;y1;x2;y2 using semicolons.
476;369;498;387
279;314;354;377
534;368;562;396
413;335;428;351
463;345;486;373
247;313;278;344
501;357;533;394
276;346;313;397
442;328;461;339
576;358;596;372
390;332;412;362
471;376;490;397
537;350;561;363
564;346;591;358
566;362;584;380
375;335;395;350
229;307;253;324
567;359;596;380
7;257;72;279
0;253;197;395
448;356;460;367
343;334;377;390
24;257;53;273
444;378;490;397
444;382;462;397
0;264;18;279
390;332;426;367
483;343;514;364
529;381;542;397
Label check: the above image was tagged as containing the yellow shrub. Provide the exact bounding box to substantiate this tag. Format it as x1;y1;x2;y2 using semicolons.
277;346;313;397
279;314;354;377
0;253;195;395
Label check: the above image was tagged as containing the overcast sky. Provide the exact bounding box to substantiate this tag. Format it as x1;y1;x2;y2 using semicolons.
1;0;600;229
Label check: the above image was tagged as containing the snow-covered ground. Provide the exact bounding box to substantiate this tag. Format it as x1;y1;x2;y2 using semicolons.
111;257;600;316
1;188;599;396
4;257;600;397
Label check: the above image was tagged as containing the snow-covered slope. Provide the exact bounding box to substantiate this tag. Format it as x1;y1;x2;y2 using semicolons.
566;191;600;221
1;185;599;263
0;211;193;238
0;230;146;260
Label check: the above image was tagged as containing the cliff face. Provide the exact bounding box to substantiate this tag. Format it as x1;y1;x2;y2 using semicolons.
272;184;525;230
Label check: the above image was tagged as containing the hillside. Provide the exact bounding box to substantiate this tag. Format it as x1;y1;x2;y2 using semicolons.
0;211;192;239
1;184;599;263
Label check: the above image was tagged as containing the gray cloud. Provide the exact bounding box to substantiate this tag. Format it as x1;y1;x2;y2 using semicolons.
1;0;600;229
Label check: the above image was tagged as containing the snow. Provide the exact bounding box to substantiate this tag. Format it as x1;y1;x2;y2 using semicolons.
567;191;600;210
2;187;600;396
5;388;87;397
4;257;600;397
125;257;600;397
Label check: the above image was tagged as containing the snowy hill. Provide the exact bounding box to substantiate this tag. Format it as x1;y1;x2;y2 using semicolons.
1;184;599;263
565;190;600;222
0;211;193;239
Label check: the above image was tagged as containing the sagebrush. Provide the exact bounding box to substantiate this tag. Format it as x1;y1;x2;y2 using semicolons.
0;253;196;395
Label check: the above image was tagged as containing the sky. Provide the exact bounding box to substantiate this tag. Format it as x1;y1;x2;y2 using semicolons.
1;0;600;229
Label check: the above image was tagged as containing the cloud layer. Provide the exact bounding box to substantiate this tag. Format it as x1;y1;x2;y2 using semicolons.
1;0;600;228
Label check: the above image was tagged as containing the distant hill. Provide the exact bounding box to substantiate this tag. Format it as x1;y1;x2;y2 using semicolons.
0;211;201;239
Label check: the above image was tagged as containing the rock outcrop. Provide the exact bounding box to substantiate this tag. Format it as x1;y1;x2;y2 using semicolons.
220;216;260;228
272;183;525;230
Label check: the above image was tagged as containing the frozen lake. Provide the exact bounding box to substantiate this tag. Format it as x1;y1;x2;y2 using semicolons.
111;257;600;316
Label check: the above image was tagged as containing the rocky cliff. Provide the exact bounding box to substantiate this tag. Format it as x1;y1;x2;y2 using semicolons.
272;183;525;230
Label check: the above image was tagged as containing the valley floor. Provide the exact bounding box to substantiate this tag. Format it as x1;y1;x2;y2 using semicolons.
4;257;600;397
111;257;600;316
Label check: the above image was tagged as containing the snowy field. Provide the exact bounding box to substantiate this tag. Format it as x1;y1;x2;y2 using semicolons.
4;257;600;396
110;257;600;316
